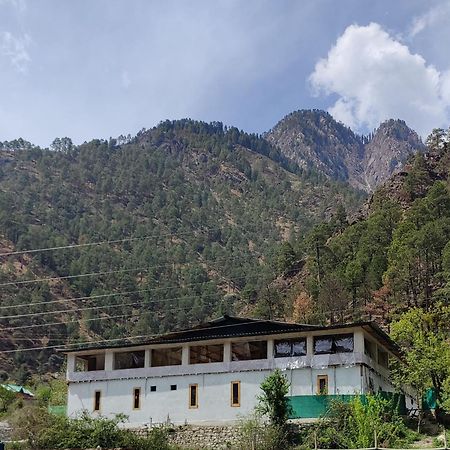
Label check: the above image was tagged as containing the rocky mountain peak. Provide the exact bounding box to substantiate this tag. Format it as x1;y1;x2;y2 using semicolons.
362;119;425;191
266;110;425;192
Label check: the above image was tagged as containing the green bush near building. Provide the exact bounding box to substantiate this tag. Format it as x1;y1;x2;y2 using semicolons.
9;405;172;450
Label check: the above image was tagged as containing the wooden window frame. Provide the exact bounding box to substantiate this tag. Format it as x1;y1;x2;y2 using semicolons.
317;375;328;395
132;387;141;410
93;390;101;412
189;384;198;409
231;381;240;407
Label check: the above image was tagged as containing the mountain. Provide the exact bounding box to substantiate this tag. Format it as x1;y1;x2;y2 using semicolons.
0;119;365;377
265;110;425;192
278;132;450;327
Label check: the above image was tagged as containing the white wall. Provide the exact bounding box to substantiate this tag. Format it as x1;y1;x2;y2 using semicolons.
67;365;364;426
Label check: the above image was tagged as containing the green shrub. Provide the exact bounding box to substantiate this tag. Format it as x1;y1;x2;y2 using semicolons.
10;405;171;450
234;413;288;450
304;395;418;449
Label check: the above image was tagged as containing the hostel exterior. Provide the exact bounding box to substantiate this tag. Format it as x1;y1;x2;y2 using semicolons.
63;316;407;426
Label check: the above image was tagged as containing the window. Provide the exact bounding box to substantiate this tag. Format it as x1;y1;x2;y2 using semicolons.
113;351;145;370
170;384;177;391
189;344;224;364
313;334;354;355
231;341;267;361
364;338;375;359
378;349;389;368
151;347;182;367
150;385;156;392
133;388;141;409
317;375;328;395
231;381;240;407
94;391;101;411
189;384;198;408
75;354;105;372
274;338;307;358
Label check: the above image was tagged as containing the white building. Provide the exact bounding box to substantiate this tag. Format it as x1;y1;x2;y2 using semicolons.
63;316;407;426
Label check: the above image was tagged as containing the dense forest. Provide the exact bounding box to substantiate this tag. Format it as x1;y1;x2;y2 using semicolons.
0;119;364;378
282;128;450;324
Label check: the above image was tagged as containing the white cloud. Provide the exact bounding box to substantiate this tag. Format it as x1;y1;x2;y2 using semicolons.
309;23;450;137
409;1;450;37
0;31;31;73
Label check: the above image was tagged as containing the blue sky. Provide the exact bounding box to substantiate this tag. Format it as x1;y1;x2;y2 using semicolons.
0;0;449;146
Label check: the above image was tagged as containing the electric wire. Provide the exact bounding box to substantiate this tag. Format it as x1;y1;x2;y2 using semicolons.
0;253;253;288
0;228;222;258
0;268;250;313
0;292;222;320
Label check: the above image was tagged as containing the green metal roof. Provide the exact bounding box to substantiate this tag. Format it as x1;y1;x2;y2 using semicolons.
1;383;34;397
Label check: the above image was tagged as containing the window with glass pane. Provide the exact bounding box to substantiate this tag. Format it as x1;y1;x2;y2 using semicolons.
94;391;101;411
151;347;182;367
189;344;224;364
133;388;141;409
334;334;354;352
189;384;198;408
231;341;267;361
113;351;145;369
231;381;240;407
314;336;333;354
313;334;354;354
317;375;328;395
274;338;306;357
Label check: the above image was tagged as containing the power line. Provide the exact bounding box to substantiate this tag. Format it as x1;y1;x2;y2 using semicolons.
0;333;161;354
0;266;148;287
0;299;221;349
0;253;252;288
0;268;247;312
1;297;220;332
0;228;221;258
0;292;222;320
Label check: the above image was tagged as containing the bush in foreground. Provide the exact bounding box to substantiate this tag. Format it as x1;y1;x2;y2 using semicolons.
299;395;418;449
10;405;171;450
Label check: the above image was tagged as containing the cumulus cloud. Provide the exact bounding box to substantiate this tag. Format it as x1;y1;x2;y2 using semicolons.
309;23;450;137
0;31;31;73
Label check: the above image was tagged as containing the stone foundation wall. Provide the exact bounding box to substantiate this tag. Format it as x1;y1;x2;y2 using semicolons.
134;425;240;449
169;425;239;449
133;423;308;449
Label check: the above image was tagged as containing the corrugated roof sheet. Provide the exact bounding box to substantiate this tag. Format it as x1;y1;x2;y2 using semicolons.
1;383;34;397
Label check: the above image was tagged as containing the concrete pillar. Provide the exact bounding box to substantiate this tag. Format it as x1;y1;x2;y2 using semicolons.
182;345;189;365
223;342;231;362
353;330;364;354
105;351;114;371
67;353;76;376
267;339;274;360
306;335;314;356
145;349;151;368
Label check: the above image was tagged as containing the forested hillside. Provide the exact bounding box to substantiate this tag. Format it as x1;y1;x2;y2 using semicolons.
0;119;364;378
284;127;450;325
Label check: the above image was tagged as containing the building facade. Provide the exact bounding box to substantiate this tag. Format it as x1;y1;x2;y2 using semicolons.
64;316;406;426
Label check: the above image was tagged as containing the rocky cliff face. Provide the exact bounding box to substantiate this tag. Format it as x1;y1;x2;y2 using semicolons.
362;119;425;192
266;110;425;192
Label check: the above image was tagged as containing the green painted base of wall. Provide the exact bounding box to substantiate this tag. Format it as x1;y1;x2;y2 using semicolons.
288;392;406;419
48;405;67;416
